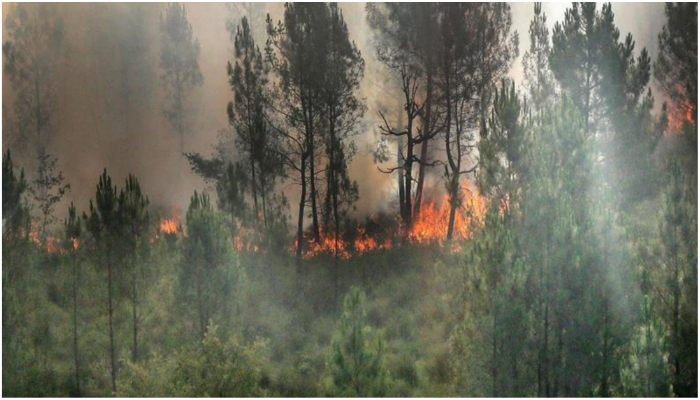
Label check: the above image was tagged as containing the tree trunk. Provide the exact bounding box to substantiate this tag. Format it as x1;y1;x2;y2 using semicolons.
107;258;117;394
131;269;138;362
250;156;259;224
447;199;457;242
672;256;681;396
309;117;320;243
404;124;413;231
492;304;499;397
296;154;308;271
261;171;268;229
414;73;433;219
397;107;405;218
414;139;428;219
71;255;81;396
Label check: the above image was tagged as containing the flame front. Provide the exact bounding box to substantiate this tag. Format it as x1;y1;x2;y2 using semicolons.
408;184;487;249
301;226;351;259
667;93;696;133
160;218;180;235
291;182;487;258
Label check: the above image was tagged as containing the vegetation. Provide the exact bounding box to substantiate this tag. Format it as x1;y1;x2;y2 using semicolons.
2;2;697;397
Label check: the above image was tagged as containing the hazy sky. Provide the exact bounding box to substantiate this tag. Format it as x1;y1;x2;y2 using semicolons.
1;2;667;223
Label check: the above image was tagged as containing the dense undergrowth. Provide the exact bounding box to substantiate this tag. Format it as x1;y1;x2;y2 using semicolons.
3;239;468;397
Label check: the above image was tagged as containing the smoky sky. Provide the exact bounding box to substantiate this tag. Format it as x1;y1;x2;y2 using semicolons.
1;2;667;223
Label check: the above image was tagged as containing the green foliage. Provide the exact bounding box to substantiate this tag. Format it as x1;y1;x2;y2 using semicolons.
477;79;525;204
120;323;268;397
329;286;386;396
654;2;698;127
522;2;554;111
30;151;70;241
216;162;248;234
180;191;239;340
2;149;30;240
1;4;697;398
654;160;698;396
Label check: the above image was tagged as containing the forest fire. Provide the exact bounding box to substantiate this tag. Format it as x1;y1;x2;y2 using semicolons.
299;227;352;260
354;227;392;255
160;217;180;235
408;185;487;250
232;231;263;254
291;183;488;258
667;96;696;133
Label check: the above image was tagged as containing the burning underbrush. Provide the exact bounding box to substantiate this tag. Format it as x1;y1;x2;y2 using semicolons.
34;185;487;259
291;184;488;259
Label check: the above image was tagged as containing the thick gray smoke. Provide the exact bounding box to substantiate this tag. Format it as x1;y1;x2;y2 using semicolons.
1;2;666;222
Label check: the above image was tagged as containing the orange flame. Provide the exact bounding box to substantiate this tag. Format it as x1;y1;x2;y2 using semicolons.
408;184;487;250
292;182;487;258
232;233;263;253
301;226;351;259
160;218;180;235
354;227;391;255
667;95;696;133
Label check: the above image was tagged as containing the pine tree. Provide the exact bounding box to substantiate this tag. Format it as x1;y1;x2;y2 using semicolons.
2;149;30;241
330;287;386;396
321;3;364;303
654;2;698;128
551;2;658;205
215;162;248;236
84;169;122;394
120;174;150;362
228;16;283;231
179;191;238;340
522;2;554;113
2;3;63;157
654;160;698;397
436;3;518;242
366;3;442;229
655;2;698;171
160;3;203;154
63;203;82;395
29;151;70;242
266;3;330;256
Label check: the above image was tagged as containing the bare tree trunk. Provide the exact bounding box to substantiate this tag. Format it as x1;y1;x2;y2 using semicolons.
447;199;457;241
131;269;138;362
309;116;320;243
404;126;413;230
414;73;433;219
397;137;405;218
71;254;81;396
261;177;268;229
296;154;308;271
672;255;681;396
107;258;117;394
492;302;499;397
414;139;428;218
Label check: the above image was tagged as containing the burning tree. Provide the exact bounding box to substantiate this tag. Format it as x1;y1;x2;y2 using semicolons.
435;3;518;242
366;3;443;230
228;15;283;231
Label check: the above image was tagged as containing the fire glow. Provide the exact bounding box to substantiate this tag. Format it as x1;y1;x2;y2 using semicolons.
160;218;180;235
33;184;487;259
293;183;488;259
